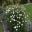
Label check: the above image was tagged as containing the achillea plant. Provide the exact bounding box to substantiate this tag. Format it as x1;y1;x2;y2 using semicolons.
6;5;27;32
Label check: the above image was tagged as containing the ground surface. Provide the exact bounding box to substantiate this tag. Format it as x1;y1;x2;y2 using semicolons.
0;22;3;32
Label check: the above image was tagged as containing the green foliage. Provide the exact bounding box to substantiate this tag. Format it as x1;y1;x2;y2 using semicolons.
24;4;32;20
6;6;26;32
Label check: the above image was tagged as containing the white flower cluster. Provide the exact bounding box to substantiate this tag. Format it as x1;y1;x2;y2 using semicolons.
6;6;26;32
13;23;23;31
13;25;20;31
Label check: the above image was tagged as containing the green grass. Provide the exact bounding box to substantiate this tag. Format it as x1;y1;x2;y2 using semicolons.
0;22;4;32
24;4;32;20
